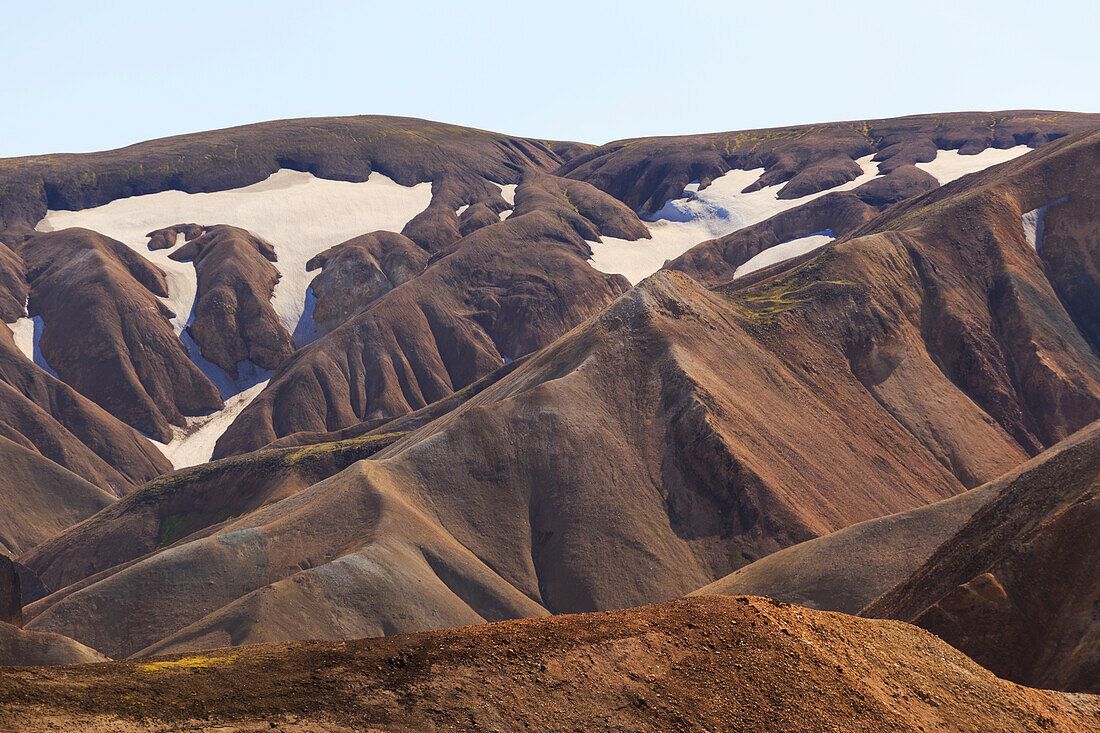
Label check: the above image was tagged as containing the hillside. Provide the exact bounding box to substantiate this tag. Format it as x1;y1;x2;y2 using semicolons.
2;596;1097;732
864;419;1100;693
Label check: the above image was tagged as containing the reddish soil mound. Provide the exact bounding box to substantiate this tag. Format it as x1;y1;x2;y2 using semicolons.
1;597;1097;732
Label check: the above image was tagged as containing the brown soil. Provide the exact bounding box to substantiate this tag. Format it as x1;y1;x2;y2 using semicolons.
1;596;1096;732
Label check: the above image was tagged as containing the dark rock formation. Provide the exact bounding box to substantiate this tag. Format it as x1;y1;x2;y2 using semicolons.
305;231;429;335
167;225;295;377
1;555;21;627
21;228;223;442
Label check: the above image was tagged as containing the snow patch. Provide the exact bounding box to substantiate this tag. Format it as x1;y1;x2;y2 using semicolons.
498;184;517;206
35;170;433;346
499;209;513;221
588;155;881;285
7;318;34;361
915;145;1031;185
1022;196;1068;252
5;307;58;378
455;204;469;217
151;379;270;469
734;231;835;279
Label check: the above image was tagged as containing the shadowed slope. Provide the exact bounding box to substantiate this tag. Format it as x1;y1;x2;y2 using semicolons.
864;420;1100;694
690;482;997;614
0;310;171;494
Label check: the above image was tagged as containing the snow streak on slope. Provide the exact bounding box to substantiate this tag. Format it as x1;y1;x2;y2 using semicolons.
587;156;880;285
1022;196;1068;252
35;170;433;344
914;145;1030;184
733;232;835;279
151;380;270;469
6;304;57;377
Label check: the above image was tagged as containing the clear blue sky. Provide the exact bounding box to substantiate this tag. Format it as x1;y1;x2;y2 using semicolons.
3;0;1097;157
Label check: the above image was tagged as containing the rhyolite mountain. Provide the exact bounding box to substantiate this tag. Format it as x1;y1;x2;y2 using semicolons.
1;111;1099;726
12;114;1100;668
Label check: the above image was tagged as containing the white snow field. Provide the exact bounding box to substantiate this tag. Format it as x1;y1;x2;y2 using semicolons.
1022;196;1069;252
35;170;433;343
590;146;1037;286
34;170;432;465
914;145;1030;185
587;155;881;285
733;231;835;280
151;379;270;469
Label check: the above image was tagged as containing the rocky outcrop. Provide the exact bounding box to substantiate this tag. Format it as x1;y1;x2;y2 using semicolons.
20;228;223;442
167;225;295;377
146;223;202;251
305;231;429;335
1;555;21;627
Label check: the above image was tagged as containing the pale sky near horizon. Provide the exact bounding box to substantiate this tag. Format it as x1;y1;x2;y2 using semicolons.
3;0;1097;157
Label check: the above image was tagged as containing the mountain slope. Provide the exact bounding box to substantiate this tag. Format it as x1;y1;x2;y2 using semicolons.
211;172;645;457
25;126;1100;656
863;419;1100;693
690;481;997;614
561;111;1100;287
0;435;114;557
21;228;223;442
0;315;171;494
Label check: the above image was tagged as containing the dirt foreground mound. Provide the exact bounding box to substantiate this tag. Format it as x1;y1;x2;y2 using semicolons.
1;596;1097;732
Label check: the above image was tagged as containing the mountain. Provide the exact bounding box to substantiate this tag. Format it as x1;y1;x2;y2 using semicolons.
2;111;1099;717
2;596;1097;732
22;123;1100;660
864;419;1100;694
